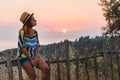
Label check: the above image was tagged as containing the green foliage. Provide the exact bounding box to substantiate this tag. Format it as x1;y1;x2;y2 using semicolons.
100;0;120;36
39;36;107;61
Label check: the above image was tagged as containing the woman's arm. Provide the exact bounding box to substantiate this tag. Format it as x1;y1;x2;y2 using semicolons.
21;48;32;60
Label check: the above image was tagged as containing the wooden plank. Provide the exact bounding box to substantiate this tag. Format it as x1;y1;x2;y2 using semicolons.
102;45;109;80
109;48;114;80
75;51;79;80
56;49;61;80
65;45;70;80
45;54;103;64
85;47;90;80
93;47;98;80
116;46;120;80
17;60;23;80
6;50;14;80
47;53;51;80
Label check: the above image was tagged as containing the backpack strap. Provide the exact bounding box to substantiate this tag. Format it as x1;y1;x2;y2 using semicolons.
17;30;26;59
19;30;25;44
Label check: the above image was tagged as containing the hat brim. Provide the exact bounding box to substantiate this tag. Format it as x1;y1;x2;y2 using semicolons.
23;13;34;25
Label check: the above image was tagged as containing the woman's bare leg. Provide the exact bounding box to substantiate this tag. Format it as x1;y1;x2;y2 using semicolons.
36;58;49;80
22;62;36;80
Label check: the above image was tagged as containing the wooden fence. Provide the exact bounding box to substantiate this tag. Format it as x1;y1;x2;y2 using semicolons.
0;46;120;80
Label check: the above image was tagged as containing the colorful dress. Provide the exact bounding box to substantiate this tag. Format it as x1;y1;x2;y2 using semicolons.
17;30;40;60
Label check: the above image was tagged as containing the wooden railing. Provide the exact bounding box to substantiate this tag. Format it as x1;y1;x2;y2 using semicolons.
0;46;120;80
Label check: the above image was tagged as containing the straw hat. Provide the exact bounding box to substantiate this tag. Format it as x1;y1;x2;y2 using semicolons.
20;12;34;24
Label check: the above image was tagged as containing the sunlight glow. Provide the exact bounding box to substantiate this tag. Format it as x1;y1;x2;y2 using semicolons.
62;29;67;33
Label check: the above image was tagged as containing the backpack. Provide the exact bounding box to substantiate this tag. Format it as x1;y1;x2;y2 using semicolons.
16;30;26;59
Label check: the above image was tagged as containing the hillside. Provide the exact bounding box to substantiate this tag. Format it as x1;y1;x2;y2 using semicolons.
0;36;107;60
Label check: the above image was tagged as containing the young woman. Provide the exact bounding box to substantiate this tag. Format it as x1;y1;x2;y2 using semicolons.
17;12;49;80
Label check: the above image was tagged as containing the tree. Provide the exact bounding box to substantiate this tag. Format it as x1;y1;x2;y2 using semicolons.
100;0;120;36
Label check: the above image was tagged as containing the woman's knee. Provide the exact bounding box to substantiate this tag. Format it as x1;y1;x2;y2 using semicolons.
41;66;50;73
29;73;36;80
37;58;50;73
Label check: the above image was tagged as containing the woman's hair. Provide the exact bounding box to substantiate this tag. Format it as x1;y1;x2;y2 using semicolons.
23;16;32;33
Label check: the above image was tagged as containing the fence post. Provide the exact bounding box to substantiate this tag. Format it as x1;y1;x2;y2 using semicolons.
65;44;70;80
6;50;14;80
75;50;79;80
56;48;61;80
109;46;114;80
116;45;120;80
85;47;90;80
17;60;23;80
47;52;51;80
102;45;109;80
93;47;98;80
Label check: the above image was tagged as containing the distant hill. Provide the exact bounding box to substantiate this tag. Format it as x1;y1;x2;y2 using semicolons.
1;36;118;60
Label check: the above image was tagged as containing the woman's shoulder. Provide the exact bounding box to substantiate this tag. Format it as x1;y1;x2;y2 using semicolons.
19;28;24;34
33;29;38;34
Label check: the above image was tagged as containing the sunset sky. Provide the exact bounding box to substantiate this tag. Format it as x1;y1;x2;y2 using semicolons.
0;0;106;51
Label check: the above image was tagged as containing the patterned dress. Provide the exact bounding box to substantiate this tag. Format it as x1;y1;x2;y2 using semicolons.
17;30;40;60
